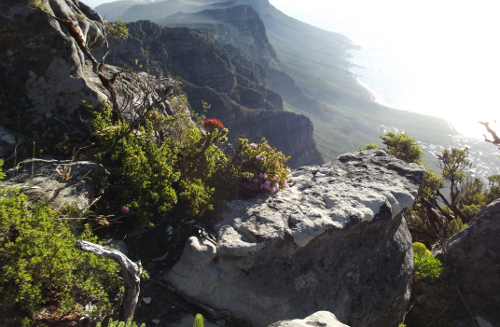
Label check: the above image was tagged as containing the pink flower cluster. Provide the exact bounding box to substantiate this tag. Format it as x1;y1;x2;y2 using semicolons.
255;155;266;161
249;143;257;149
247;176;259;183
247;170;290;194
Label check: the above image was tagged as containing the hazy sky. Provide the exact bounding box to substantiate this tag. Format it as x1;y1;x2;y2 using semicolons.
83;0;499;137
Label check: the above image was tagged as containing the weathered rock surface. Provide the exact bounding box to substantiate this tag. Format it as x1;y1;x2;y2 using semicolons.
0;0;106;120
164;150;426;327
409;199;500;327
1;159;107;215
268;311;350;327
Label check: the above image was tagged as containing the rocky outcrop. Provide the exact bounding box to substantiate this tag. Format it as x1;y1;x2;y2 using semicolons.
164;150;426;327
269;311;350;327
0;0;106;121
409;199;500;327
1;159;108;214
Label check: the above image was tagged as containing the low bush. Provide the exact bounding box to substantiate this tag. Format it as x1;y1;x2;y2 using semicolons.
86;100;291;221
0;161;122;326
412;242;443;279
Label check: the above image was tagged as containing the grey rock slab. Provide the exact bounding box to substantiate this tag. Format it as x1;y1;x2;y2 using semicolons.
268;311;350;327
164;150;425;327
1;159;108;215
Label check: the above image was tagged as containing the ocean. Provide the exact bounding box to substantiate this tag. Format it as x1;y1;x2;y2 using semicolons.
269;0;500;139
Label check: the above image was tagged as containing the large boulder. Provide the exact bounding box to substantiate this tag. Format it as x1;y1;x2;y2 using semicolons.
164;150;426;327
410;199;500;326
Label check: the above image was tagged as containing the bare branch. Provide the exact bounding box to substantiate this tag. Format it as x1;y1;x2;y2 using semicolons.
479;121;500;146
75;240;141;322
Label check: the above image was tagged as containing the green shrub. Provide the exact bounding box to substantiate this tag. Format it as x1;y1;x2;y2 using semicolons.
357;143;381;152
97;318;145;327
87;100;292;220
193;313;204;327
412;242;443;279
0;165;122;325
89;102;181;222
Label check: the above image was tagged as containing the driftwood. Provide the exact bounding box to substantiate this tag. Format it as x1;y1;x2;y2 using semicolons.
75;240;142;321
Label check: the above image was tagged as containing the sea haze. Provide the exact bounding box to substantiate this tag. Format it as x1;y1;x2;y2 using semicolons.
269;0;500;139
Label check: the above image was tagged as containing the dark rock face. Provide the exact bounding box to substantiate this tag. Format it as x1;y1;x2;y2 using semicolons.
164;150;426;327
99;20;322;167
410;199;500;327
0;0;106;120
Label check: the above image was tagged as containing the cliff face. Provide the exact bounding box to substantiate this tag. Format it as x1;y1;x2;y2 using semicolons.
161;5;281;69
97;20;323;167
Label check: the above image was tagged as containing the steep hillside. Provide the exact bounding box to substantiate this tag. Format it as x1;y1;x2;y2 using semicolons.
94;20;323;167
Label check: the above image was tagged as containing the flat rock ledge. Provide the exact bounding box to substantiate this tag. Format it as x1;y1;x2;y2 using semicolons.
1;159;108;215
164;150;426;327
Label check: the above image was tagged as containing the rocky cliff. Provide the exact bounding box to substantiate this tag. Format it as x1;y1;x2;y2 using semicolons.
161;4;281;69
96;20;323;167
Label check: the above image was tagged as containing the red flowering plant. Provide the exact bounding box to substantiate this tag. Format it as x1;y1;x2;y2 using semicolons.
194;118;228;157
236;138;291;194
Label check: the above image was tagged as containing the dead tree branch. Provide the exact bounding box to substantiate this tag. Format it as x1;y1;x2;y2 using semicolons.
75;240;141;322
479;121;500;146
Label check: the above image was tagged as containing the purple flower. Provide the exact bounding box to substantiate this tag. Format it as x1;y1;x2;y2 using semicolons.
249;143;257;149
247;177;259;183
255;155;266;161
253;178;259;183
263;180;271;190
286;169;291;173
259;173;267;180
270;183;279;193
284;181;290;189
274;174;278;181
121;206;130;214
